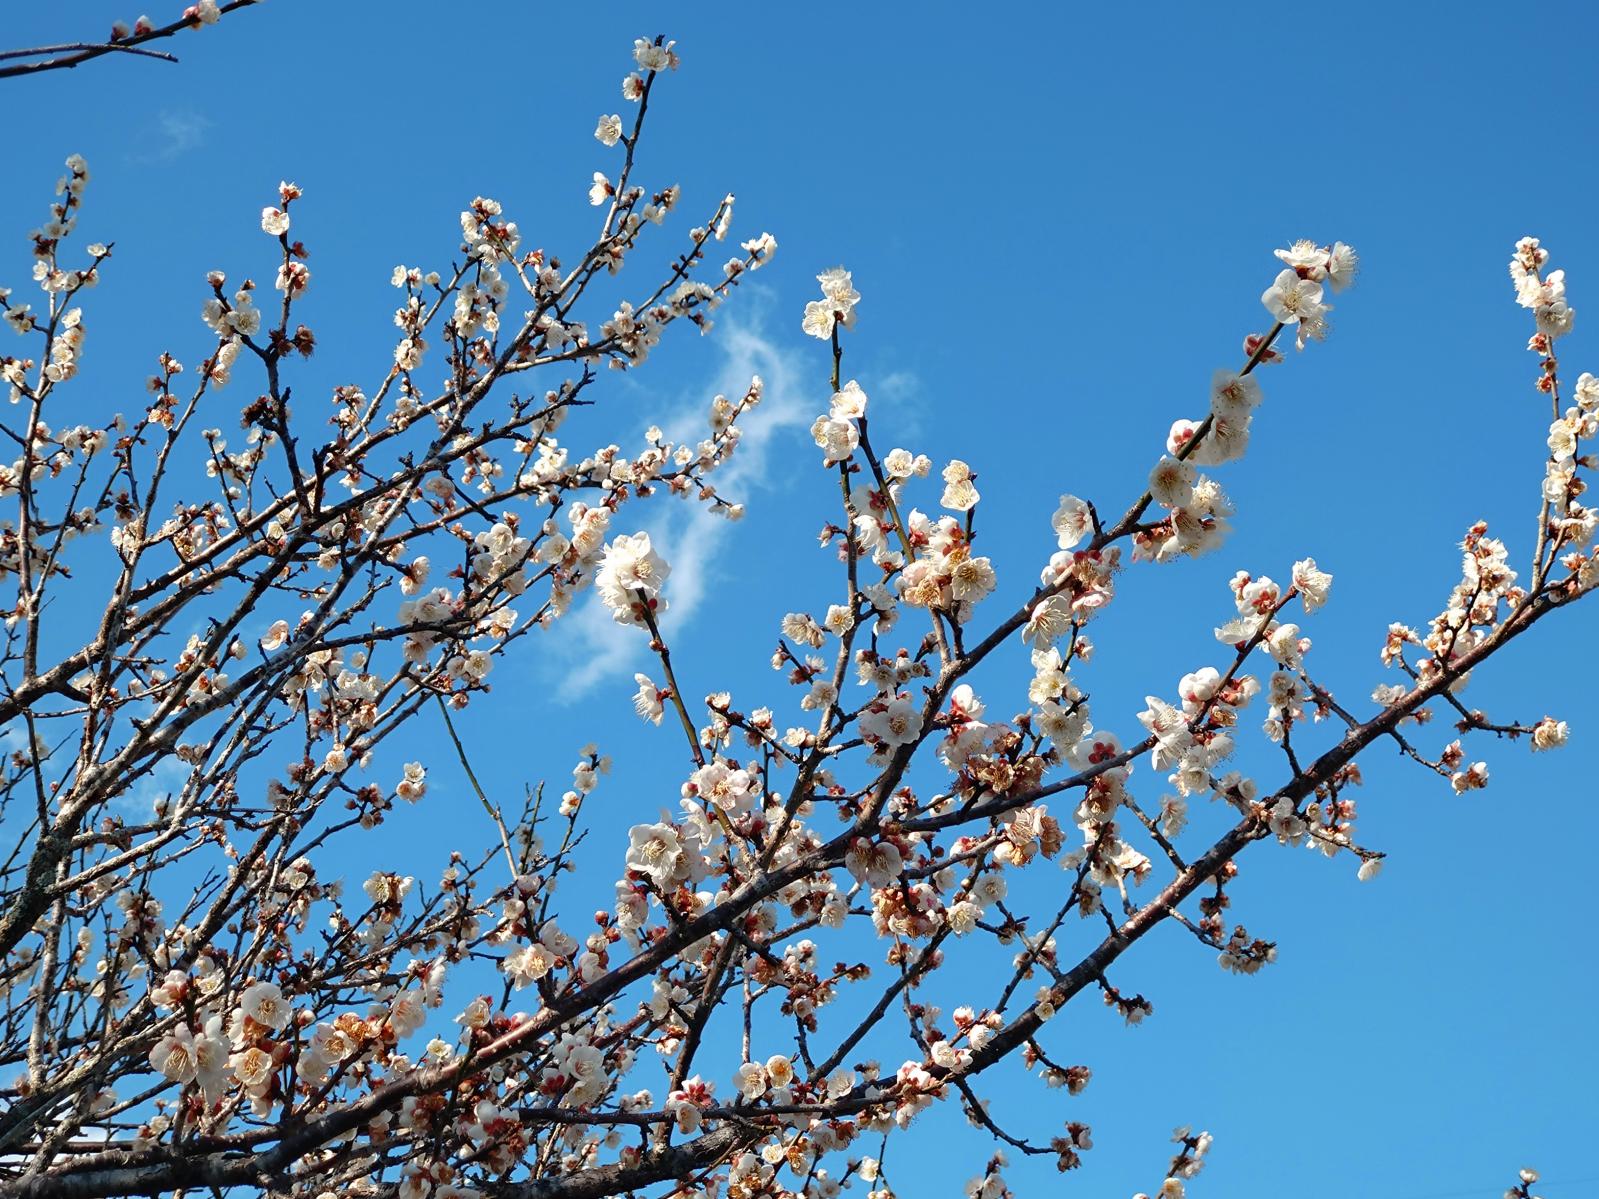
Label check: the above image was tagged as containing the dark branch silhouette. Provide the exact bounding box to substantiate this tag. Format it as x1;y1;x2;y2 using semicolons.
0;0;261;81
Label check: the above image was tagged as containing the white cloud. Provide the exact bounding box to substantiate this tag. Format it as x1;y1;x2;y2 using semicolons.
546;309;811;698
133;109;211;163
122;755;192;817
854;366;925;442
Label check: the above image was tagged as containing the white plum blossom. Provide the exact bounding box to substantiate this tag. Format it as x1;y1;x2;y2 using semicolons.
735;1060;768;1099
811;413;859;466
831;379;867;418
1148;456;1196;509
633;37;677;71
633;673;666;724
1261;268;1325;326
260;207;289;236
1531;717;1569;752
940;459;980;511
1052;495;1092;549
1210;369;1262;420
275;261;310;297
1327;241;1359;291
802;266;860;339
845;837;904;887
596;532;670;625
860;696;923;750
810;379;868;465
1291;558;1334;612
239;981;291;1031
4;39;1585;1199
502;943;556;989
149;1025;200;1084
626;822;691;889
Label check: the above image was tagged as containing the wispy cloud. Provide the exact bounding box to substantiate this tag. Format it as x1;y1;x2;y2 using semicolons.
122;755;191;817
871;367;925;438
874;369;918;399
131;109;211;163
545;309;812;697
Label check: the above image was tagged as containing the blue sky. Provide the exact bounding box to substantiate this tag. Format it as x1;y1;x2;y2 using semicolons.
4;3;1598;1197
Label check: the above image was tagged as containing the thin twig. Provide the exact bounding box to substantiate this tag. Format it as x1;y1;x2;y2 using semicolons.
0;1;262;81
435;696;518;878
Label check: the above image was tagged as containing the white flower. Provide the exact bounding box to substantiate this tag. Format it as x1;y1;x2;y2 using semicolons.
633;673;665;725
1148;456;1195;509
1531;717;1568;752
501;943;556;989
1177;667;1221;714
781;612;826;648
4;304;33;335
150;1025;199;1084
1267;798;1308;845
275;261;310;297
261;207;290;237
596;532;670;624
1291;558;1333;612
940;460;980;512
818;266;858;306
1023;595;1074;649
1264;622;1305;666
589;172;612;207
396;761;426;803
308;1021;358;1068
193;1020;230;1099
885;448;930;479
845;837;904;887
735;1061;768;1099
811;414;859;465
947;900;981;935
1260;268;1325;325
861;697;923;748
389;990;427;1038
1275;239;1328;280
626;822;690;889
1209;369;1262;420
1532;271;1576;339
831;379;867;418
633;37;676;71
949;556;997;604
594;114;623;146
230;1045;273;1091
1326;242;1359;291
766;1054;794;1088
1052;495;1092;549
150;970;189;1009
395;337;424;370
690;760;757;816
824;603;855;636
239;980;291;1031
802;267;860;339
802;300;837;339
1137;696;1194;769
1574;372;1599;413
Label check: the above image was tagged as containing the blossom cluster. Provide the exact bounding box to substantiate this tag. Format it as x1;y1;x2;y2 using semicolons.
2;28;1592;1199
